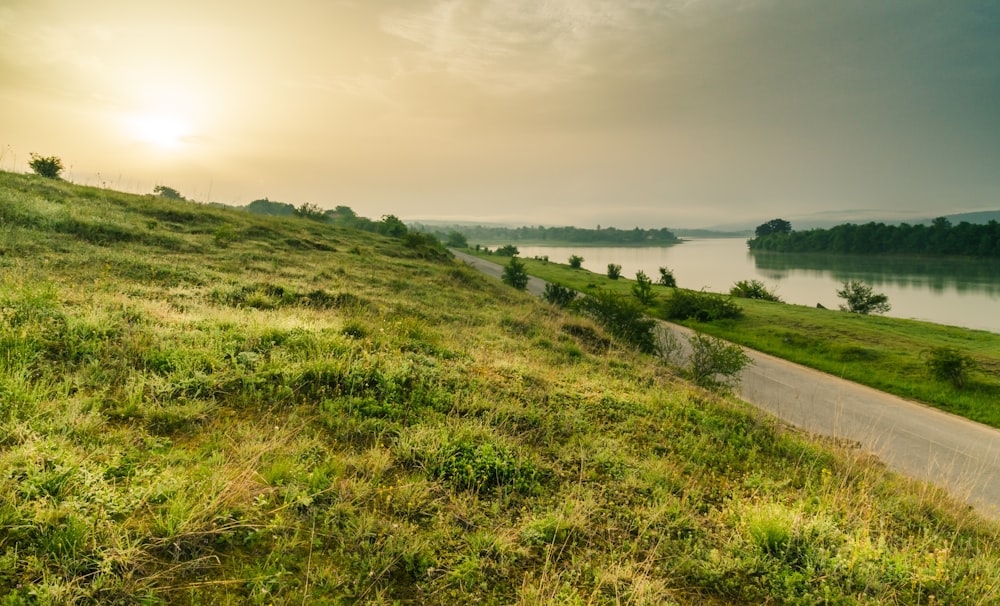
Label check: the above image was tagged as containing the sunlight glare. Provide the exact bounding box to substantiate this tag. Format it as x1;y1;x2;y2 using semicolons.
125;113;192;149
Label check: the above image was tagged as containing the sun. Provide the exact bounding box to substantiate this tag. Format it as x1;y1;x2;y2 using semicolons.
125;113;192;149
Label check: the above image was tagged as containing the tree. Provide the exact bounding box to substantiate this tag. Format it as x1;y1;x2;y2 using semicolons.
606;263;622;280
573;291;657;354
657;266;677;287
685;333;752;391
445;231;468;248
28;153;64;179
378;214;408;237
502;257;529;290
543;283;576;307
730;279;781;302
153;185;184;200
631;271;656;305
495;244;519;257
755;218;792;238
296;202;326;220
568;254;584;269
836;280;891;314
923;347;977;389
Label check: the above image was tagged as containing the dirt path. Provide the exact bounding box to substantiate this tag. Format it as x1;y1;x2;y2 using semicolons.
453;250;1000;518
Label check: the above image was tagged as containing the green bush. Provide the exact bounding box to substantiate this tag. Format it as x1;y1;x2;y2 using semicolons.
631;270;656;305
606;263;622;280
502;257;529;290
730;279;782;302
543;283;576;307
924;347;977;388
837;280;890;315
568;254;584;269
28;153;64;179
663;289;743;321
658;266;677;287
686;333;752;390
445;231;468;248
495;244;519;257
573;290;657;354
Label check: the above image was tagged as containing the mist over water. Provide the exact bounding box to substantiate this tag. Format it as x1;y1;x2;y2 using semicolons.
516;239;1000;334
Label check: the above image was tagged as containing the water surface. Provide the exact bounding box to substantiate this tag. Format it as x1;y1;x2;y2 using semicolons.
515;239;1000;334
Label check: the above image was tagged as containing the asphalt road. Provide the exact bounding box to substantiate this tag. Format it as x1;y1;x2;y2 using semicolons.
453;250;1000;518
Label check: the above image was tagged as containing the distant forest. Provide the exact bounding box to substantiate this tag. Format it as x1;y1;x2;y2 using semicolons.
421;224;680;246
748;218;1000;258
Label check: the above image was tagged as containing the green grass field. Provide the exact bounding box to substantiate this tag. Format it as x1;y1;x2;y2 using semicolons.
476;251;1000;429
2;170;1000;604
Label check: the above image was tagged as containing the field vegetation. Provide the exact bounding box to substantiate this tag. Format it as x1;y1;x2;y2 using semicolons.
3;170;1000;603
471;251;1000;429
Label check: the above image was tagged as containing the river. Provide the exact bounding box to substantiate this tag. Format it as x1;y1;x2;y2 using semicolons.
514;238;1000;334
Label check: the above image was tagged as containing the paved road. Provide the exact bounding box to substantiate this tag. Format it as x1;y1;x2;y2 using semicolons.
453;250;1000;518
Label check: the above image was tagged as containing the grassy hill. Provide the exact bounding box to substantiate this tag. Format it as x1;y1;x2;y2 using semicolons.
2;170;999;604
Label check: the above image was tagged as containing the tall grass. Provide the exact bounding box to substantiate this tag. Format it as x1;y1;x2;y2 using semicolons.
1;170;999;604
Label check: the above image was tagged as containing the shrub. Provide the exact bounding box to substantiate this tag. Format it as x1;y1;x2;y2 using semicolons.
502;257;529;290
658;266;677;287
573;290;657;354
28;153;64;179
924;347;977;388
543;283;576;307
445;231;468;248
730;279;782;302
495;244;519;257
663;289;743;321
153;185;184;200
686;332;752;390
295;202;327;220
606;263;622;280
631;270;656;306
568;254;584;269
837;280;890;315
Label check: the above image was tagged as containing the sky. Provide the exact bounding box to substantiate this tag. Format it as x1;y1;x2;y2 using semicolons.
1;0;998;229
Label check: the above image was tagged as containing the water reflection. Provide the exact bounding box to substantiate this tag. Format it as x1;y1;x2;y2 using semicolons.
750;251;1000;296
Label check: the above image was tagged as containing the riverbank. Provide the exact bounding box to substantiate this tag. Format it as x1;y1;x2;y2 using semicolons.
465;249;1000;428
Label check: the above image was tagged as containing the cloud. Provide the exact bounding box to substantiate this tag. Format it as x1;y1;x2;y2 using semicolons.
380;0;680;94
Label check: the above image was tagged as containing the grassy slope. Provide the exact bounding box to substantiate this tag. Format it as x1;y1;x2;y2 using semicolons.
2;171;999;604
486;253;1000;429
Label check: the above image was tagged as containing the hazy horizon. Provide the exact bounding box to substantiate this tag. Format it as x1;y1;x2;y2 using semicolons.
3;1;998;229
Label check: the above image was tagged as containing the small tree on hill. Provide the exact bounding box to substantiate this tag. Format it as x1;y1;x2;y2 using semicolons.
153;185;184;200
495;244;519;257
296;203;326;221
28;153;64;179
658;266;677;287
568;255;584;269
837;280;890;315
543;283;576;307
607;263;622;280
446;231;469;248
632;271;656;306
686;333;752;391
502;257;529;290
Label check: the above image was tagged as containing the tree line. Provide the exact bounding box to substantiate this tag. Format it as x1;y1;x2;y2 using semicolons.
421;224;680;246
748;217;1000;258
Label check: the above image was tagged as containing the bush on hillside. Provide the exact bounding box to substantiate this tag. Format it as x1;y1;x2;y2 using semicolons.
837;280;890;315
502;257;529;290
686;332;753;390
923;347;977;389
663;289;743;321
632;270;656;305
573;290;657;354
543;283;576;307
731;279;782;302
28;153;64;179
